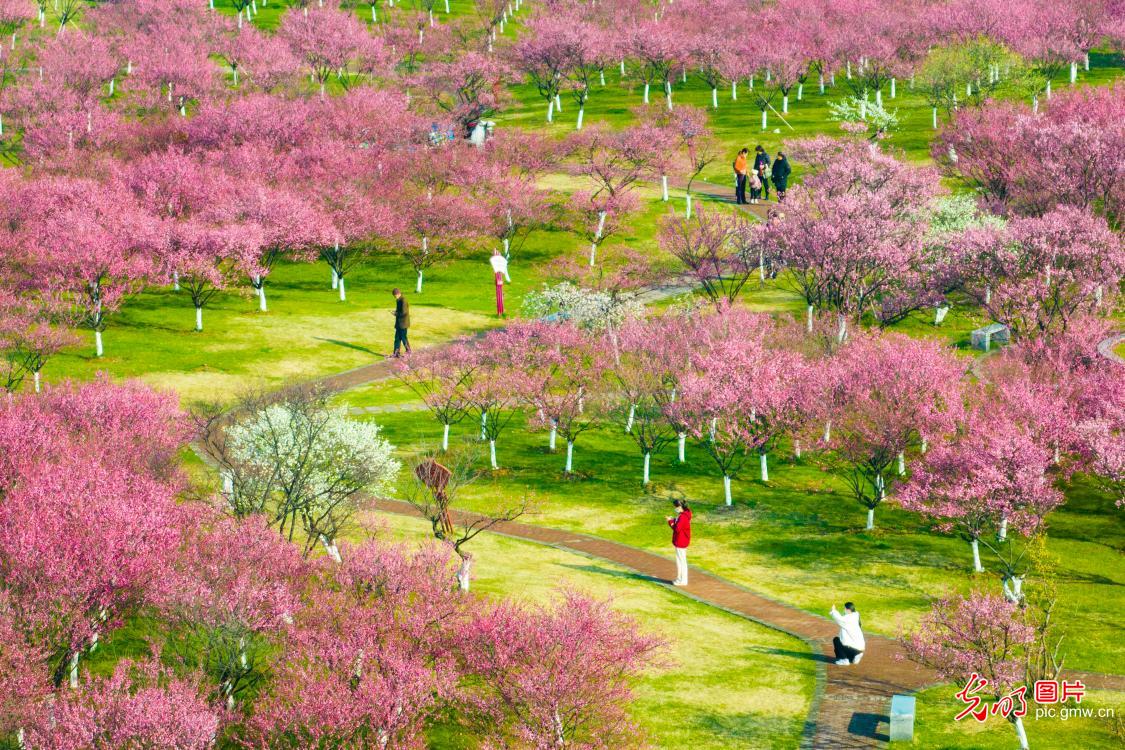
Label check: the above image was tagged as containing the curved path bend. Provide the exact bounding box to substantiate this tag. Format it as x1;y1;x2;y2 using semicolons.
304;212;1125;748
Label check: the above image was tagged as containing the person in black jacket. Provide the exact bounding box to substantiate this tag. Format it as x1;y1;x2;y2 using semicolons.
753;145;771;200
772;152;792;203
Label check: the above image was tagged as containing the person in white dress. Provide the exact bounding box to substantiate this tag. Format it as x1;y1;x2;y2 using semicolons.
490;250;510;317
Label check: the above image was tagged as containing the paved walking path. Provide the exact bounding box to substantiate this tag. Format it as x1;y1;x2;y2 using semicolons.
368;498;1124;749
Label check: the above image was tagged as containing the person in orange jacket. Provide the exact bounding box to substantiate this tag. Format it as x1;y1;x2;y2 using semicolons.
666;498;692;586
733;148;749;205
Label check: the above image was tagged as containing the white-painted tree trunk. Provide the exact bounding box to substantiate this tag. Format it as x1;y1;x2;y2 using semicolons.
1045;78;1051;98
797;83;803;100
442;423;450;451
711;87;718;108
685;193;692;219
565;441;574;472
897;451;905;475
600;70;606;86
823;420;831;443
760;452;769;482
489;440;498;469
782;94;789;113
1084;53;1090;71
836;314;848;343
94;330;104;357
794;439;801;458
33;370;41;392
806;305;814;332
555;93;562;111
625;404;635;433
1012;716;1029;750
1069;61;1077;84
546;98;554;122
195;306;203;332
173;271;180;291
331;268;338;289
921;437;928;454
971;538;983;572
457;557;472;591
761;109;767;130
415;269;424;293
338;276;346;301
642;452;651;484
866;507;875;530
932;107;938;129
999;517;1008;540
549;423;557;451
69;652;80;688
759;249;766;282
875;89;882;107
320;535;342;563
480;411;487;440
576;107;584;129
723;475;732;505
934;305;949;324
890;78;896;98
661;175;669;201
1003;575;1024;604
819;73;825;93
731;80;737;100
643;83;651;103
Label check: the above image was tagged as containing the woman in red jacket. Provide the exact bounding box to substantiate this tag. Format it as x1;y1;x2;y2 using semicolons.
666;499;692;586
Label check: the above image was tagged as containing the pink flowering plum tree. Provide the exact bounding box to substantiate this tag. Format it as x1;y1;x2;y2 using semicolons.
825;332;966;530
904;592;1039;750
395;340;478;451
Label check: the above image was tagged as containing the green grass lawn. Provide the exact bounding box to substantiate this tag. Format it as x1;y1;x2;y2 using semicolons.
903;685;1125;749
368;512;817;750
339;388;1125;676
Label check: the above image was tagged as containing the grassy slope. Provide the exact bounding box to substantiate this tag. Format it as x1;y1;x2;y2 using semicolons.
372;513;816;750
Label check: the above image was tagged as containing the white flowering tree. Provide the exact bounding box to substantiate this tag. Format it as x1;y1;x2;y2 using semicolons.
218;386;401;561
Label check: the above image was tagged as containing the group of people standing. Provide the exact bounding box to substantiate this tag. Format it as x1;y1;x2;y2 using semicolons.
734;145;791;205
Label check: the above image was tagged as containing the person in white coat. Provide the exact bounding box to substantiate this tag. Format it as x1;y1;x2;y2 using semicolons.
830;602;865;665
490;250;511;317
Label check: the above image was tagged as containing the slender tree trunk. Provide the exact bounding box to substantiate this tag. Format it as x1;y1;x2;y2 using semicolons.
677;433;686;463
806;304;814;332
642;452;650;484
416;269;424;293
338;276;346;301
1012;716;1029;750
661;175;669;201
195;305;203;332
94;330;104;357
760;452;769;482
999;517;1008;540
331;268;338;289
711;87;718;108
34;370;41;393
565;441;574;473
866;507;875;530
489;440;498;469
320;535;342;563
441;423;450;451
625;404;635;433
723;475;732;505
549;423;557;451
971;537;983;572
456;556;472;591
897;451;905;475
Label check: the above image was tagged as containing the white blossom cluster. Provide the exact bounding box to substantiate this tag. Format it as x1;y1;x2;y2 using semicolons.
227;404;401;501
523;282;644;331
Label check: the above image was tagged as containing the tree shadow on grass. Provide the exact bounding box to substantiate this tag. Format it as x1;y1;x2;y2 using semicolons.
749;645;835;664
314;338;378;356
556;562;667;585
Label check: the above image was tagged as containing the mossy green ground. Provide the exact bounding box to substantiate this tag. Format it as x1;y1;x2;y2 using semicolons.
16;4;1125;747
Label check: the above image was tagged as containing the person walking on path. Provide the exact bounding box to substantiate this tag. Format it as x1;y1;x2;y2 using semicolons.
753;145;771;200
830;602;865;665
666;499;692;586
391;288;411;358
489;249;511;317
772;152;792;203
733;148;750;205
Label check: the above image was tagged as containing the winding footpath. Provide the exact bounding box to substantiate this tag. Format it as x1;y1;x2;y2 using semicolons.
317;353;1125;750
277;191;1125;747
